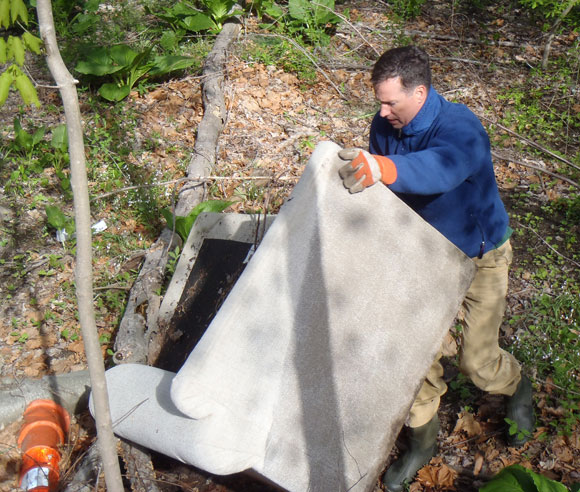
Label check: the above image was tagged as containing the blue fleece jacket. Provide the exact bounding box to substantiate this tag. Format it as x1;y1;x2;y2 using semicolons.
369;87;509;258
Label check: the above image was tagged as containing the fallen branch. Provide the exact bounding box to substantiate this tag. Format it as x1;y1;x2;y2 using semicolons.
482;115;580;173
492;151;580;190
402;29;540;49
92;174;300;201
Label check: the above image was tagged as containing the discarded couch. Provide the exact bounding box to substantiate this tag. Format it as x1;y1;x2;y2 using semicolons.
95;141;475;491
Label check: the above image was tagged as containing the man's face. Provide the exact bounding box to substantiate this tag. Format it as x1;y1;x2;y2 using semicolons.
374;77;427;129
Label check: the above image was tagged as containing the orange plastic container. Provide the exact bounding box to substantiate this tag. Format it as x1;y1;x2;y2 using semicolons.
17;400;70;492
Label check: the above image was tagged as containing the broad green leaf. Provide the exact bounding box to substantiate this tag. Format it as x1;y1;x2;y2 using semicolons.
75;47;124;76
13;118;32;151
51;124;68;152
13;73;40;106
570;483;579;492
161;208;176;232
530;472;569;492
31;125;46;146
109;44;138;68
149;55;196;76
160;30;178;51
98;82;131;101
22;32;43;54
163;200;233;241
0;38;6;64
7;36;25;66
45;205;68;230
288;0;309;21
180;13;216;32
0;0;9;29
0;68;13;105
478;465;540;492
71;13;99;35
10;0;28;24
171;1;200;17
264;3;284;18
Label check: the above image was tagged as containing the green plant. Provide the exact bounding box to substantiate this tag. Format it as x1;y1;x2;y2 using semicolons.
389;0;427;20
74;44;197;101
479;464;570;492
0;0;42;107
162;199;233;242
258;0;340;46
449;372;475;401
505;417;533;443
166;245;181;277
45;205;75;239
152;0;243;34
241;36;317;83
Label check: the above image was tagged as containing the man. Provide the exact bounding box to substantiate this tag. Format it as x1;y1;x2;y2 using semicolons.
337;46;535;492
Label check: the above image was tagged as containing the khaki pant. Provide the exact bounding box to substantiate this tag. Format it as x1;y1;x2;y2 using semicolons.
408;240;521;427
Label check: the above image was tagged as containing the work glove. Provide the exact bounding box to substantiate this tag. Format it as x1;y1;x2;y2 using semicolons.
338;148;397;194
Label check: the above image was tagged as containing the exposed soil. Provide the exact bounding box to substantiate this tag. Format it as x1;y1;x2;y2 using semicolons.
0;0;579;490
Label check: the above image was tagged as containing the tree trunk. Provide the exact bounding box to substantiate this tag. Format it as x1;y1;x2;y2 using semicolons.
35;2;124;491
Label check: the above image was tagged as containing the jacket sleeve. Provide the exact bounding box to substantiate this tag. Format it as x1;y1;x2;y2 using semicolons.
386;115;492;196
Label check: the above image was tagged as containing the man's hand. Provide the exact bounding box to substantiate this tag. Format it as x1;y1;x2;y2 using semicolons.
338;148;397;194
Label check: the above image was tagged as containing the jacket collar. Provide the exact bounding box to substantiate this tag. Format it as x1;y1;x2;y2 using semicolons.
401;86;441;136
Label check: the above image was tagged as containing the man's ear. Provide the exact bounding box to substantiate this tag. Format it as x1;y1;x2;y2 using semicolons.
414;85;428;105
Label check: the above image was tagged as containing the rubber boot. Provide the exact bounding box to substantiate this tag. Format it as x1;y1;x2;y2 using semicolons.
506;374;535;446
382;414;439;492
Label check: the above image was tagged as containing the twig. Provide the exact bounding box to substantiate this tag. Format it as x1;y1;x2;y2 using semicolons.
492;151;580;190
535;377;580;397
91;175;300;201
431;56;488;65
482;116;580;173
402;29;541;49
515;221;580;268
312;1;380;57
94;284;132;291
440;430;503;450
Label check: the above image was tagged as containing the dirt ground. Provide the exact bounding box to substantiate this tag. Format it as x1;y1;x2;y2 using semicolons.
0;0;579;490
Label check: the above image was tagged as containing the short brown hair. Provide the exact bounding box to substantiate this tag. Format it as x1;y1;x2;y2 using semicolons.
371;46;431;91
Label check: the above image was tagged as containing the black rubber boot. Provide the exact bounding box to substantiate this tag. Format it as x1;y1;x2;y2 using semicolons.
506;374;535;446
382;415;439;492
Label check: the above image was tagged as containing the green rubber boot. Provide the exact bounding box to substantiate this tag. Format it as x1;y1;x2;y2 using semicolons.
382;415;439;492
506;374;535;447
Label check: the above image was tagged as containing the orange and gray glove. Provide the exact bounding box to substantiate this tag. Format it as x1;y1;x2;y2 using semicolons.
338;148;397;194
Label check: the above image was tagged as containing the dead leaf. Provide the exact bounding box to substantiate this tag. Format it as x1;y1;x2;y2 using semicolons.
474;452;484;476
417;463;457;489
454;412;482;437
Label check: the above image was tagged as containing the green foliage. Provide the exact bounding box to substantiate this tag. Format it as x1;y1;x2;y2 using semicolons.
479;464;569;492
74;44;197;101
505;417;533;442
0;0;42;107
45;205;75;239
509;291;579;434
152;0;242;33
4;119;71;195
162;199;233;242
388;0;427;19
519;0;580;25
257;0;340;46
495;43;580;165
243;36;317;83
